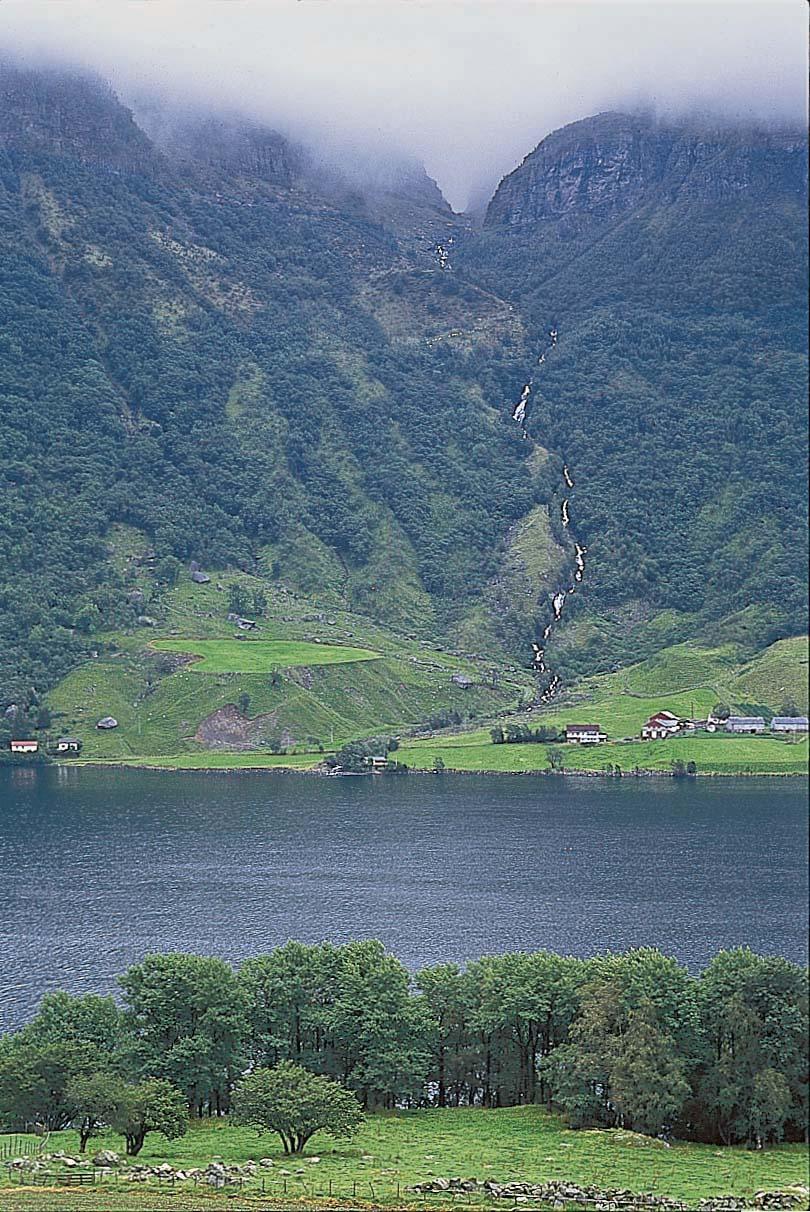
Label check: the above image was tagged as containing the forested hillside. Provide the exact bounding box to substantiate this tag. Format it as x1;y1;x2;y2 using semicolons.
0;65;552;701
460;112;809;677
0;69;806;712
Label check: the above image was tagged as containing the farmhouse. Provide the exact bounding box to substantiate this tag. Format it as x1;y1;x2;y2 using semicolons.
641;722;670;740
565;723;607;745
771;716;809;734
641;710;682;740
9;739;38;754
56;737;82;753
726;716;766;734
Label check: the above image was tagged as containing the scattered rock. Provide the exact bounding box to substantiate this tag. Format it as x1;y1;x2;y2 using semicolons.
92;1150;121;1167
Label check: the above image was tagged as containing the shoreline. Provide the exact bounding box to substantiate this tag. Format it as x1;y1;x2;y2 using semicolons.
48;758;809;778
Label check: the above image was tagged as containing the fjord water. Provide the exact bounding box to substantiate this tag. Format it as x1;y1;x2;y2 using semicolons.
1;768;807;1029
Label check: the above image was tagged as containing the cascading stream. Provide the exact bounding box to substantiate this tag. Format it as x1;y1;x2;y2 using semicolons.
508;327;587;701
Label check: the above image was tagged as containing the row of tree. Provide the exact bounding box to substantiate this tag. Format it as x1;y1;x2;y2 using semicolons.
490;724;563;744
0;943;805;1148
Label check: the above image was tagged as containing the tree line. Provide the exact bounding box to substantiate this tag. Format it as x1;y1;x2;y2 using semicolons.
0;943;805;1150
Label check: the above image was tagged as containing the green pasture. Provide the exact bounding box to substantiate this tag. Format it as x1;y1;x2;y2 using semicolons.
86;752;322;771
150;639;381;673
2;1109;807;1209
398;734;809;776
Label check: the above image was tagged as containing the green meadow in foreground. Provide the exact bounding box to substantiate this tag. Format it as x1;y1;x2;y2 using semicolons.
3;1110;808;1209
150;639;381;672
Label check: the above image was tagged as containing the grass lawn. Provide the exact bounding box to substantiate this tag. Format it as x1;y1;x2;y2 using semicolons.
81;751;323;770
398;734;809;776
2;1111;807;1209
150;639;381;672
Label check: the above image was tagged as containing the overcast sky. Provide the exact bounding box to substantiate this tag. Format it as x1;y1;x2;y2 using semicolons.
0;1;805;210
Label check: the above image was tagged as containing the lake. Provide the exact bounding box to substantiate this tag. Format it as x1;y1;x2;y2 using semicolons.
0;768;807;1029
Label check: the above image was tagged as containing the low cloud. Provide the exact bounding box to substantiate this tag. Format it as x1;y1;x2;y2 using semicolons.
0;1;805;210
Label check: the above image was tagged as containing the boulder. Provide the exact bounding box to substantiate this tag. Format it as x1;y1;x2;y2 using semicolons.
92;1150;121;1167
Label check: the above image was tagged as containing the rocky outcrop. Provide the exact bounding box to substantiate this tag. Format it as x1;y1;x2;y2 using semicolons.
142;109;301;189
0;63;163;176
485;112;808;229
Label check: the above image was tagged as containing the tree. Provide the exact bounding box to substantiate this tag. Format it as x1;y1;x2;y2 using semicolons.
547;747;565;772
237;692;251;715
749;1068;792;1148
66;1071;123;1151
119;954;246;1115
610;1003;691;1134
711;703;731;721
228;582;252;616
231;1062;363;1154
154;556;181;588
0;1038;94;1131
110;1079;187;1156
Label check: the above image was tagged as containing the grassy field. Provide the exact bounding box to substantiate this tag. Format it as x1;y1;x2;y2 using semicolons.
46;573;533;762
42;549;808;776
81;751;322;770
2;1111;808;1209
150;639;381;672
393;636;809;776
398;733;809;775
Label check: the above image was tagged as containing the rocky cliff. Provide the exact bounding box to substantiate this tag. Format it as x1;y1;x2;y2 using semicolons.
0;64;163;176
485;111;808;229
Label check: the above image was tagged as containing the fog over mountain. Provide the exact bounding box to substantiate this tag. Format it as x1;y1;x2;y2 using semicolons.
0;0;805;210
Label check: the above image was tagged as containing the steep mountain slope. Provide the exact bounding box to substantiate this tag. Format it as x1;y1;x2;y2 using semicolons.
459;112;808;679
0;72;806;741
0;65;560;704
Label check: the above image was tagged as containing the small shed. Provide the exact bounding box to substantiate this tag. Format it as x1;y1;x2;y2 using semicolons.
365;755;389;772
56;737;82;753
96;716;119;730
451;674;474;689
191;571;211;584
10;738;38;754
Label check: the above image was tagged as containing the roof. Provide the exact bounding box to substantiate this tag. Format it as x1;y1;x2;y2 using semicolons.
58;736;80;743
772;716;809;725
651;711;680;721
566;723;602;731
727;716;765;725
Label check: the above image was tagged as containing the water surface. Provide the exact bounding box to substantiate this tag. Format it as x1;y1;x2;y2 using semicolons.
1;768;806;1029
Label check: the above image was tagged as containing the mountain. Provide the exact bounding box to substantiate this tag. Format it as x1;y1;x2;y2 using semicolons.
0;64;554;708
461;111;808;677
0;68;806;736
